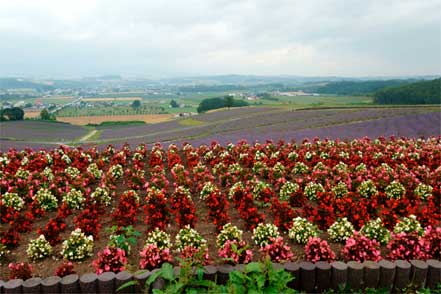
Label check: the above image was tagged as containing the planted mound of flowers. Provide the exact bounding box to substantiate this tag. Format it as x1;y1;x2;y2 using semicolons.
0;137;440;279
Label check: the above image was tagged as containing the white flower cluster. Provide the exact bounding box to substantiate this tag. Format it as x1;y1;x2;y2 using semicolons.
254;150;267;161
393;214;424;236
252;180;271;200
355;163;367;172
304;182;324;201
313;162;326;172
292;162;309;175
357;180;378;198
63;188;85;209
272;162;285;178
174;186;192;200
252;161;268;175
332;181;349;198
385;180;406;199
21;156;29;166
61;228;94;261
319;152;329;159
172;164;185;174
145;228;172;250
61;154;71;164
204;151;214;161
228;163;243;174
0;155;10;166
327;218;355;242
65;167;80;178
279;181;299;202
252;223;280;247
43;167;54;181
15;168;30;179
123;190;140;203
360;218;391;245
339;151;349;159
216;223;243;247
175;225;207;251
91;187;111;206
1;192;24;211
228;182;244;200
200;182;218;200
108;164;123;180
288;217;320;244
212;162;226;175
33;188;58;211
288;151;298;161
305;151;314;161
335;161;348;173
132;152;144;161
413;184;433;200
87;163;103;179
27;235;52;261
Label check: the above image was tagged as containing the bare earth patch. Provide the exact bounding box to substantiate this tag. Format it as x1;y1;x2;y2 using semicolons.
56;114;174;125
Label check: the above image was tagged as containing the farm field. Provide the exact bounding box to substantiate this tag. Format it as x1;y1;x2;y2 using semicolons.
56;114;173;125
0;138;439;280
1;106;440;151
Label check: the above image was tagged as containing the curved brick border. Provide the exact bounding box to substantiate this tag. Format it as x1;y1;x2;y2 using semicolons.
1;259;439;293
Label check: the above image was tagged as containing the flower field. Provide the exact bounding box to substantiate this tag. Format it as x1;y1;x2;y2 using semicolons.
0;137;440;280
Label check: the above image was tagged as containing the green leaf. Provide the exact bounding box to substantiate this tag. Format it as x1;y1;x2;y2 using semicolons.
146;270;163;287
245;262;262;273
160;263;175;281
116;280;138;292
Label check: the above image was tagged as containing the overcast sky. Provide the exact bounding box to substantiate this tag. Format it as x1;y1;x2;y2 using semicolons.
0;0;440;78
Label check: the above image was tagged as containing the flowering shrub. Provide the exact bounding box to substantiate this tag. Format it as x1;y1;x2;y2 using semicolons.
357;180;378;198
180;245;210;266
55;262;75;277
385;180;406;199
1;229;21;249
144;228;172;250
279;181;299;202
87;163;103;179
8;262;33;280
423;226;441;259
288;217;320;244
112;190;140;226
360;218;391;245
200;182;217;200
414;184;433;200
252;223;280;247
38;216;66;246
65;166;80;178
327;218;355;243
92;246;127;274
1;192;24;211
107;164;123;180
387;232;430;260
342;233;381;262
175;225;207;251
393;214;424;236
144;187;170;231
62;188;85;209
74;206;102;239
216;223;243;247
332;182;349;198
303;182;324;201
33;188;58;211
61;228;94;261
26;235;52;261
90;186;112;206
260;237;294;263
139;244;173;270
218;240;253;264
305;237;336;262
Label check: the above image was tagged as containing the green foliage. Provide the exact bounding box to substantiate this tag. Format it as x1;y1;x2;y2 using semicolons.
197;96;249;113
374;78;441;104
107;225;141;254
227;259;296;294
40;109;56;120
313;80;414;95
170;99;179;108
0;107;24;121
131;100;141;108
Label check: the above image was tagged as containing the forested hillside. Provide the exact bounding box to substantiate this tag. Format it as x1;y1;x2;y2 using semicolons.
374;78;440;104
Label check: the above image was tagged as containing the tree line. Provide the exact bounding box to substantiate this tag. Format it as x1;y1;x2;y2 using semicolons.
373;78;440;105
197;96;249;113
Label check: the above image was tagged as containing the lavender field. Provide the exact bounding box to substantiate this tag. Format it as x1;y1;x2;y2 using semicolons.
0;107;440;151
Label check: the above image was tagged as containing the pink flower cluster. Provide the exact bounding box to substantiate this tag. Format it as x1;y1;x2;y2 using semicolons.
387;232;430;260
260;237;294;263
218;240;253;265
8;262;33;280
305;237;336;262
139;244;173;270
92;246;127;274
342;233;381;262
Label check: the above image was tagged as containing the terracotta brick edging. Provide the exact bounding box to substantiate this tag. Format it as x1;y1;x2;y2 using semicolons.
1;259;440;293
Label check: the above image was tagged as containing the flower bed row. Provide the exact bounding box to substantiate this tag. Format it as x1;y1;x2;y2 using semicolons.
0;137;440;279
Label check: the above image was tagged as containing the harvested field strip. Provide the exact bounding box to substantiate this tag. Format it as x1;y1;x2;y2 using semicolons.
56;114;173;125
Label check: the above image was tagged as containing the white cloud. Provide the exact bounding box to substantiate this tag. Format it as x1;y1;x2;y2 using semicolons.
0;0;439;77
